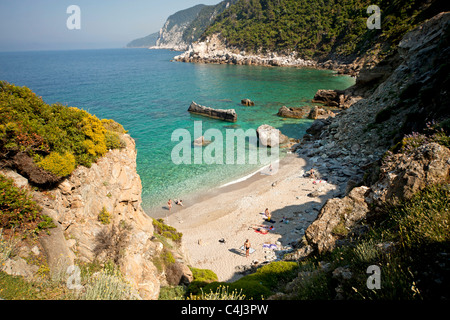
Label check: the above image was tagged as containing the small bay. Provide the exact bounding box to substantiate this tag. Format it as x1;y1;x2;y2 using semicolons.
0;48;354;214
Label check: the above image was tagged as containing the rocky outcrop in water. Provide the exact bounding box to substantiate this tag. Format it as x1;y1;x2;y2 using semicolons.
188;101;237;122
256;125;289;148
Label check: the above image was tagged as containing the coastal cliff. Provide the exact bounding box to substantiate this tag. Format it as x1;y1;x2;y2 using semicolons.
0;86;193;299
148;1;237;51
1;134;161;299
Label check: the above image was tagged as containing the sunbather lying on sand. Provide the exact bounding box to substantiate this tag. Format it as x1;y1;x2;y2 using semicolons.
249;225;274;234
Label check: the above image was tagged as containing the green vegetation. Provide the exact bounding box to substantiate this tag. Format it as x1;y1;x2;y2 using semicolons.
0;173;55;235
0;81;126;179
98;206;112;225
202;0;444;60
288;183;449;300
0;252;137;300
152;218;183;244
181;0;239;44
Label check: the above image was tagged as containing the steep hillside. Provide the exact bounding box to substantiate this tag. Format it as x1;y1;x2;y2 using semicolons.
176;0;449;73
204;0;448;59
154;4;207;50
126;32;159;48
147;1;237;50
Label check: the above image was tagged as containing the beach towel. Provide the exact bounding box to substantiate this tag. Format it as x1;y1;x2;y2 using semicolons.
240;246;256;254
262;244;278;250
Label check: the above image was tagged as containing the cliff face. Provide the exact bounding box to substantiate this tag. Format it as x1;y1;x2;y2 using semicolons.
41;134;161;299
288;11;450;263
154;4;206;50
2;134;166;299
149;1;238;51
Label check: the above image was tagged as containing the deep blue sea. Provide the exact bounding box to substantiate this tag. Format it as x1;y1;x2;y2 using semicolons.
0;48;354;216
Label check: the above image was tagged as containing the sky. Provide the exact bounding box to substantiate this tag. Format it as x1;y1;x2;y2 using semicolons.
0;0;221;51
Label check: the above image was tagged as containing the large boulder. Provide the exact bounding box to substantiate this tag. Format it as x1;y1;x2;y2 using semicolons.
256;125;289;148
277;106;307;119
312;89;343;107
307;106;335;120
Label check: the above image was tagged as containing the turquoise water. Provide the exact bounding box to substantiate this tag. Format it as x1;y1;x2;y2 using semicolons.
0;48;354;215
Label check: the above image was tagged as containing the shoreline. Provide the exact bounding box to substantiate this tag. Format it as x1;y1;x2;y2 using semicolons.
164;152;340;282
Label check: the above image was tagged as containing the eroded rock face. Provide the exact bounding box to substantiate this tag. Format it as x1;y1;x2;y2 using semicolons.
35;134;161;300
188;101;237;122
256;125;289;148
368;143;450;205
305;186;370;254
174;33;317;67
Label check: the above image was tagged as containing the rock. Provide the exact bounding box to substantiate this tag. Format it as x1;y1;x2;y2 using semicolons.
193;136;212;147
307;106;335;120
188;101;237;122
305;186;370;254
332;266;353;280
1;257;39;280
277;106;307;119
256;125;289;148
312;89;343;107
0;169;29;188
368;143;450;205
241;99;255;106
39;219;76;279
31;134;163;300
306;119;329;137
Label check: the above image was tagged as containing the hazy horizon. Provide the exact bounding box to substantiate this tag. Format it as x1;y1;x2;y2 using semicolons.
0;0;221;52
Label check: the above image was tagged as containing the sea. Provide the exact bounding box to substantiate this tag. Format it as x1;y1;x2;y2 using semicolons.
0;48;355;216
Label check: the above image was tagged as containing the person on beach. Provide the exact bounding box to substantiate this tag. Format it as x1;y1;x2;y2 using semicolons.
309;168;316;180
265;208;272;222
249;225;274;234
244;239;251;258
168;199;172;211
175;199;184;206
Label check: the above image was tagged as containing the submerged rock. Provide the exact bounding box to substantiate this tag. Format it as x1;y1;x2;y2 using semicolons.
241;99;255;106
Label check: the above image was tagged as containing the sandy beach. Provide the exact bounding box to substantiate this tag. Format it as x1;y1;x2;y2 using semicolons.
165;152;340;282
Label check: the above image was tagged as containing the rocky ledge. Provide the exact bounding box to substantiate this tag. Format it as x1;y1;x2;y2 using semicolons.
174;34;316;68
188;101;237;122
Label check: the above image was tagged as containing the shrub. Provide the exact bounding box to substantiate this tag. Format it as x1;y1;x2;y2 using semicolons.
152;218;183;243
0;174;42;230
105;130;126;150
0;82;127;178
185;267;218;296
82;268;137;300
37;151;76;177
98;207;111;225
